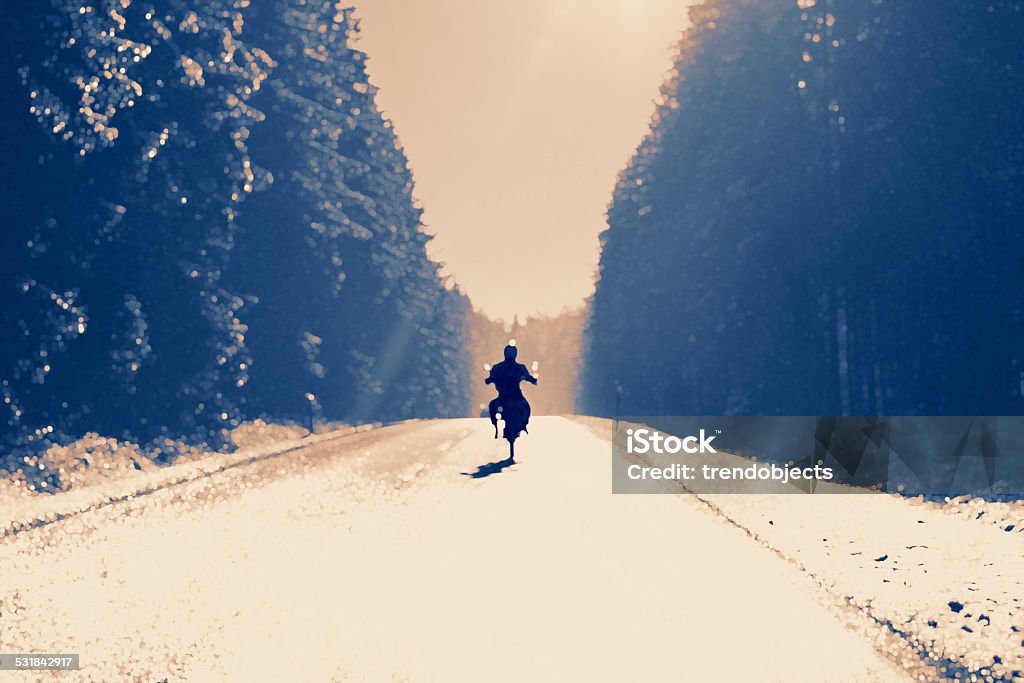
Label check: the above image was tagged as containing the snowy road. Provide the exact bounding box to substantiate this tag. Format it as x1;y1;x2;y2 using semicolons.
1;417;1018;681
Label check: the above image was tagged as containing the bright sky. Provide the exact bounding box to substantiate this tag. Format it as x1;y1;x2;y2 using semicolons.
354;0;692;322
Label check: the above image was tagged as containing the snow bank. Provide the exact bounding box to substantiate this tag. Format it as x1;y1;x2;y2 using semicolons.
571;416;1024;678
0;421;370;537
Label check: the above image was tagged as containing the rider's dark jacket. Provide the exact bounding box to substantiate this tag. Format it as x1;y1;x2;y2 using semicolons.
485;360;536;400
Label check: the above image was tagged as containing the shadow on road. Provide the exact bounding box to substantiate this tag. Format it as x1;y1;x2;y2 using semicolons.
462;457;516;479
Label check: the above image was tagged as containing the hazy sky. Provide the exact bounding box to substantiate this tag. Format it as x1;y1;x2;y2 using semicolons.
354;0;691;321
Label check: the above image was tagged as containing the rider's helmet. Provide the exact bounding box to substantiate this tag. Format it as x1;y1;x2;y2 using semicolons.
503;344;517;361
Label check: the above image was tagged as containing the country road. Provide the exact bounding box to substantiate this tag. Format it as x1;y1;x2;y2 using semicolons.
1;416;1018;681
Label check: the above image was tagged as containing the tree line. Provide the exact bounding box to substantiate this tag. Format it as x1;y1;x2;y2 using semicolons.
1;0;472;465
582;0;1024;417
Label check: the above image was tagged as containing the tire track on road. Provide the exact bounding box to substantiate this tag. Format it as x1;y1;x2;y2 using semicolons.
0;421;422;541
568;415;973;682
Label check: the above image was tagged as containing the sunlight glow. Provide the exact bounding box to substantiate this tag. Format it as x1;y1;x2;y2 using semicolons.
355;0;693;320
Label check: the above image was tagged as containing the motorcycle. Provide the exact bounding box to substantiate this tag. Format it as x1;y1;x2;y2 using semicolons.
493;397;530;460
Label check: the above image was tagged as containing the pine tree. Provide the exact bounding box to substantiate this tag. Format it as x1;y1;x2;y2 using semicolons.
2;0;271;455
2;0;473;467
232;1;471;424
582;0;1024;417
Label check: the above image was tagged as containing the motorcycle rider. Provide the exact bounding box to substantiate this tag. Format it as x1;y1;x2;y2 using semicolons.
485;343;538;439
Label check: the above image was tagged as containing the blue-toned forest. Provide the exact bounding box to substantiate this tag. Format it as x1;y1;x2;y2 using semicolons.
582;0;1024;417
5;0;1024;476
1;0;472;463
